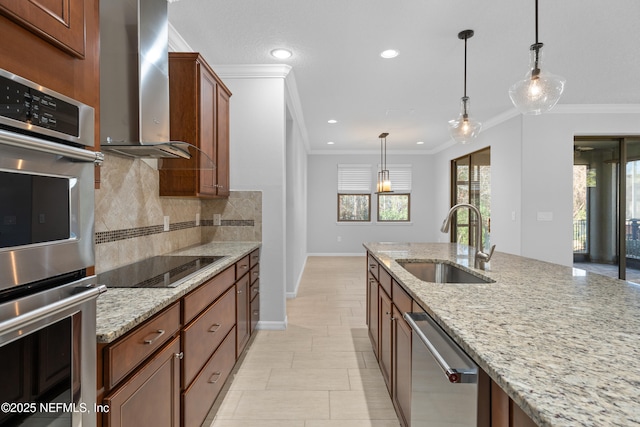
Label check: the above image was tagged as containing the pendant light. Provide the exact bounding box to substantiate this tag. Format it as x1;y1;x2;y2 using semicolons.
448;29;482;144
376;132;392;193
508;0;565;114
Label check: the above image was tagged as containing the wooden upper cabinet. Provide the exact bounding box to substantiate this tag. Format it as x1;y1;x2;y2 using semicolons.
0;0;86;58
160;52;232;198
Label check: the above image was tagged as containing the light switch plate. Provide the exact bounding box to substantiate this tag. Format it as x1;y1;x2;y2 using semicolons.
213;214;221;226
195;213;200;226
164;215;170;231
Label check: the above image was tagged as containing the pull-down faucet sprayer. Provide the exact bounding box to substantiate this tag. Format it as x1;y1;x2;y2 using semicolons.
441;203;496;269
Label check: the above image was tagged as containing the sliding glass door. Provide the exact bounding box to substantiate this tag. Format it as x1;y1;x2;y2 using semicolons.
573;137;640;281
450;147;491;250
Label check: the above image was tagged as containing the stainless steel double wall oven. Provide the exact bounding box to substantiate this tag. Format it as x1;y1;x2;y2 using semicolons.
0;69;105;427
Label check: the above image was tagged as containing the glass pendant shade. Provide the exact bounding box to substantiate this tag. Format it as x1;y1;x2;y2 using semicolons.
448;97;482;144
509;44;566;115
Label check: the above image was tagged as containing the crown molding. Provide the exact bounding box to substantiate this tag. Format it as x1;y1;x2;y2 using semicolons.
168;22;193;52
212;64;293;79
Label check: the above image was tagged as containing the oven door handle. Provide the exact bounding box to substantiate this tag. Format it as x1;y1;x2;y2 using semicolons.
0;284;107;336
0;128;104;165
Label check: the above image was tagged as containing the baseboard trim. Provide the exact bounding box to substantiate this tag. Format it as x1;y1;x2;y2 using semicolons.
256;317;288;331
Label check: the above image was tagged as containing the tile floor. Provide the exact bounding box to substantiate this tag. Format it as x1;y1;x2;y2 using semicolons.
206;256;401;427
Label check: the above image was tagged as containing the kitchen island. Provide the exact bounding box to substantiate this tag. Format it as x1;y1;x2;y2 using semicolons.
364;242;640;427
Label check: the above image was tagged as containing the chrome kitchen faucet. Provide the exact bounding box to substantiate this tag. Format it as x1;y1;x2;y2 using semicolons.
441;203;496;270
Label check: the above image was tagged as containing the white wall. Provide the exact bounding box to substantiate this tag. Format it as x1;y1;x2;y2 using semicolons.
520;109;640;265
222;75;287;329
285;109;308;298
307;153;436;254
432;114;524;256
432;106;640;267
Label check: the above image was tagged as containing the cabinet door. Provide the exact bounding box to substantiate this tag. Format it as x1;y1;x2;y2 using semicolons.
215;86;230;197
198;64;218;197
379;287;392;393
235;275;250;356
367;273;379;358
104;337;181;427
393;304;411;427
0;0;86;58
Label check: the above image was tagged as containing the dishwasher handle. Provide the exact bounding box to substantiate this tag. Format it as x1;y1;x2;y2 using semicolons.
404;312;477;384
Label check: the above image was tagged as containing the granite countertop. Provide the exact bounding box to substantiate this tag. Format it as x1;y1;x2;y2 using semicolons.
363;242;640;427
95;241;260;344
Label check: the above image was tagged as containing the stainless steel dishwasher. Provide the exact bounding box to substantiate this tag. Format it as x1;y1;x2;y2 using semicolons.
404;312;479;427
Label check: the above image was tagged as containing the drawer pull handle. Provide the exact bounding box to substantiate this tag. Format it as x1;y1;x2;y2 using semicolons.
209;323;221;333
240;265;249;269
370;264;376;268
252;287;259;293
208;372;222;384
143;329;165;345
237;289;243;294
253;271;259;275
174;352;184;360
253;310;259;316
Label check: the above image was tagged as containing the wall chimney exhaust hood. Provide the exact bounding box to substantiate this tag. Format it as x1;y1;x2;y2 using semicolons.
99;0;191;159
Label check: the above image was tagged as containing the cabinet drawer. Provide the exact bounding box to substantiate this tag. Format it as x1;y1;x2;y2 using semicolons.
392;279;412;314
379;267;392;296
182;327;236;427
249;248;260;267
236;255;250;279
104;336;181;427
250;277;260;302
249;263;260;284
368;255;379;280
105;303;180;390
183;266;235;324
182;286;236;389
250;294;260;334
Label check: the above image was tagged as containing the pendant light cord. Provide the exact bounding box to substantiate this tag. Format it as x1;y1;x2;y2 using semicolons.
463;35;468;98
531;0;542;77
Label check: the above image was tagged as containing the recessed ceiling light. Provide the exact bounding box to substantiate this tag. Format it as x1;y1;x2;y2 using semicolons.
380;49;399;59
327;141;335;145
270;48;292;59
416;141;425;145
327;119;337;124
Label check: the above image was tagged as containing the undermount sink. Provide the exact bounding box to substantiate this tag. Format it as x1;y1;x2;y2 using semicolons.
397;260;494;284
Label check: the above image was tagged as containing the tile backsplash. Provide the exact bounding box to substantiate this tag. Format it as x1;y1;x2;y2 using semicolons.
95;154;261;272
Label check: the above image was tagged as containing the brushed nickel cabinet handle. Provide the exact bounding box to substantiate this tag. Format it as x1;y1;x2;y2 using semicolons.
209;323;221;333
253;310;259;316
208;372;222;384
240;264;249;269
174;352;184;360
143;329;165;345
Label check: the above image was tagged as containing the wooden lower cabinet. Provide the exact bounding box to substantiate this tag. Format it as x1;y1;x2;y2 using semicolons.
183;328;236;427
379;287;393;393
235;275;250;356
104;337;181;427
392;304;411;427
99;250;261;427
367;272;379;358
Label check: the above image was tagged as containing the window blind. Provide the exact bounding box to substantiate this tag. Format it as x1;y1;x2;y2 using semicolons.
387;164;412;192
338;164;372;193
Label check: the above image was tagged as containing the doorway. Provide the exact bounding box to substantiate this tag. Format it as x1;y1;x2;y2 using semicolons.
450;147;491;250
573;137;640;281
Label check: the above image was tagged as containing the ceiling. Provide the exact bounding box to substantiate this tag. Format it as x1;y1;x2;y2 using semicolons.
168;0;640;154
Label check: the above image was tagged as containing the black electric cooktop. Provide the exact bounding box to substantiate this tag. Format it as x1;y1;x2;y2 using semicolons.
98;256;227;288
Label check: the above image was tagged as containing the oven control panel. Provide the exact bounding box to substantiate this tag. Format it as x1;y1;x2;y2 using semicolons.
0;68;94;147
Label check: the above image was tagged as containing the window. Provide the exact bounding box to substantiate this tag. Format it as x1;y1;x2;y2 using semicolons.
338;164;371;222
377;165;412;222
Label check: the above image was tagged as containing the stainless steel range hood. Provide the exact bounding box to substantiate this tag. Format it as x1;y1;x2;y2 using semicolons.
99;0;191;159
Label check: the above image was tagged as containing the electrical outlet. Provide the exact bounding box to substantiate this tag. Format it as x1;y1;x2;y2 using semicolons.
337;236;342;242
213;214;221;226
163;216;170;231
195;213;200;226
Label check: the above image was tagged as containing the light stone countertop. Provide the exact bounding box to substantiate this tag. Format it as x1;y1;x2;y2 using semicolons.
95;241;261;344
363;242;640;427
